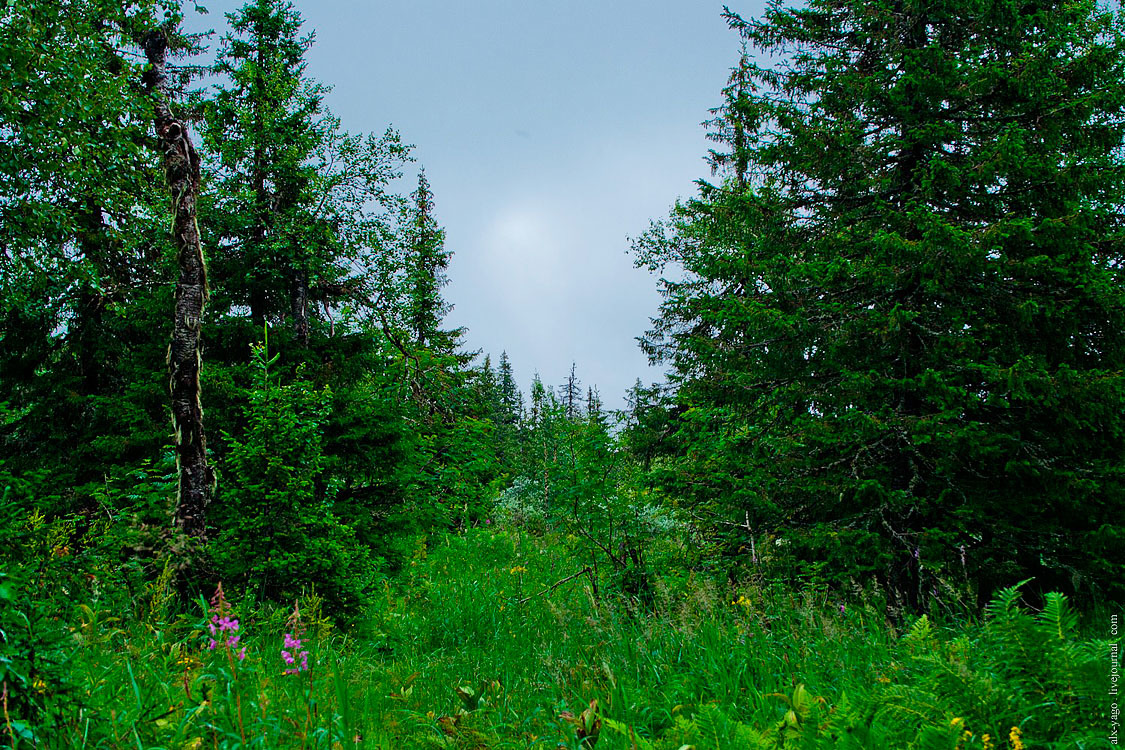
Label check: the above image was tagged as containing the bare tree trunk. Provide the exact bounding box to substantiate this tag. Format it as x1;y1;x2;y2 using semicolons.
143;29;214;538
291;267;310;346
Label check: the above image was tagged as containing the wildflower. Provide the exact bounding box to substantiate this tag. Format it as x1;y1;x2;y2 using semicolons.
981;733;992;750
176;650;201;670
204;584;247;661
281;601;310;675
1009;727;1023;750
508;566;527;575
838;603;846;614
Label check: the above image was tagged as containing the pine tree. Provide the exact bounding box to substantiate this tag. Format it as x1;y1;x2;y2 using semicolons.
635;0;1125;604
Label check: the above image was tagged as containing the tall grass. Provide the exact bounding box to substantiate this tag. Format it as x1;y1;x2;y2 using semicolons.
3;527;1111;748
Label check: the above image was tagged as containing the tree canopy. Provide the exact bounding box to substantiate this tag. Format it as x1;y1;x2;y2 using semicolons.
634;0;1125;606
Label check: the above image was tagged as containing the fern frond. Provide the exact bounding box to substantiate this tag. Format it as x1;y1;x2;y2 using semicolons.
903;614;935;648
601;717;655;750
1038;592;1077;642
984;579;1033;622
695;703;724;749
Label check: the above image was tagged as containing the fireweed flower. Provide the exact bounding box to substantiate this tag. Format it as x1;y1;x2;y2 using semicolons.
205;584;247;661
281;601;310;675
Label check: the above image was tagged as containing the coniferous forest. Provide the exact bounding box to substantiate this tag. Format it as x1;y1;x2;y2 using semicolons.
1;1;1121;747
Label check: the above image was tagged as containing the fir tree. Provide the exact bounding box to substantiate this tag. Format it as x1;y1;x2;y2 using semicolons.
635;0;1125;605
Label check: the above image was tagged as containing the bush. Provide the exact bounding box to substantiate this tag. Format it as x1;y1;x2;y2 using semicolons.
209;341;377;620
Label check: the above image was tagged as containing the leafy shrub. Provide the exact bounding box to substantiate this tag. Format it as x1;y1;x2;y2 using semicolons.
493;476;548;530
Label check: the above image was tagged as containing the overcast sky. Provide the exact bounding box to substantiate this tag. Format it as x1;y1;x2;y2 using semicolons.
191;0;760;410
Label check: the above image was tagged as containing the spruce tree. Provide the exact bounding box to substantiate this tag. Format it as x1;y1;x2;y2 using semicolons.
586;386;604;426
404;169;455;352
635;0;1125;605
201;0;408;350
0;0;184;499
560;362;583;421
203;0;320;335
497;351;524;427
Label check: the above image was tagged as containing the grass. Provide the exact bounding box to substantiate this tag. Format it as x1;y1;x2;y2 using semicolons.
3;527;1113;748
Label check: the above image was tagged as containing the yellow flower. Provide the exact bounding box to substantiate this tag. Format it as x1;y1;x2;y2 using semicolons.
32;678;47;694
1009;726;1023;750
508;566;527;575
951;717;964;728
981;733;992;750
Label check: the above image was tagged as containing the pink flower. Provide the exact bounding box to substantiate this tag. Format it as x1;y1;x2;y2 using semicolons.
281;633;309;673
203;584;248;660
281;602;310;675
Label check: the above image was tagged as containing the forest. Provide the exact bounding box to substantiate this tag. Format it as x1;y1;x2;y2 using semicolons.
0;0;1121;747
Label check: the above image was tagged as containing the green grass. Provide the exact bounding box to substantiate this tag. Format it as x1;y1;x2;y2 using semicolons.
3;528;1112;748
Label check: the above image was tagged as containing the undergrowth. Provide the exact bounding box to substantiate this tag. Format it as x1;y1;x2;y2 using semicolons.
0;523;1112;748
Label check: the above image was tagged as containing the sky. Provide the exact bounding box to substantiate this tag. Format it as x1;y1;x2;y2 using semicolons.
190;0;760;410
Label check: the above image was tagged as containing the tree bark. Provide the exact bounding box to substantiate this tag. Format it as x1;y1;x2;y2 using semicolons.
143;29;214;538
291;267;310;346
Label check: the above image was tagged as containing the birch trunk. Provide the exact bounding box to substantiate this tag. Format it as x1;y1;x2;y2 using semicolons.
143;30;214;538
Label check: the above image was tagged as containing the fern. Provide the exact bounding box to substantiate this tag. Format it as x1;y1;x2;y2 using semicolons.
984;579;1032;622
983;580;1042;684
1038;592;1077;643
902;614;936;652
602;717;655;749
653;704;770;749
694;703;724;749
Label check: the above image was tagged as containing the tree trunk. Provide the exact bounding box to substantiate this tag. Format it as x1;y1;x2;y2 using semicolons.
143;29;214;538
74;200;109;398
291;266;309;346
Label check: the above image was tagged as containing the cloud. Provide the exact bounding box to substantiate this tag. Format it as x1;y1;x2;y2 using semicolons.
441;129;694;409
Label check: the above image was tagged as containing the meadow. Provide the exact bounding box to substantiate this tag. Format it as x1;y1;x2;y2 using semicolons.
6;523;1110;749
